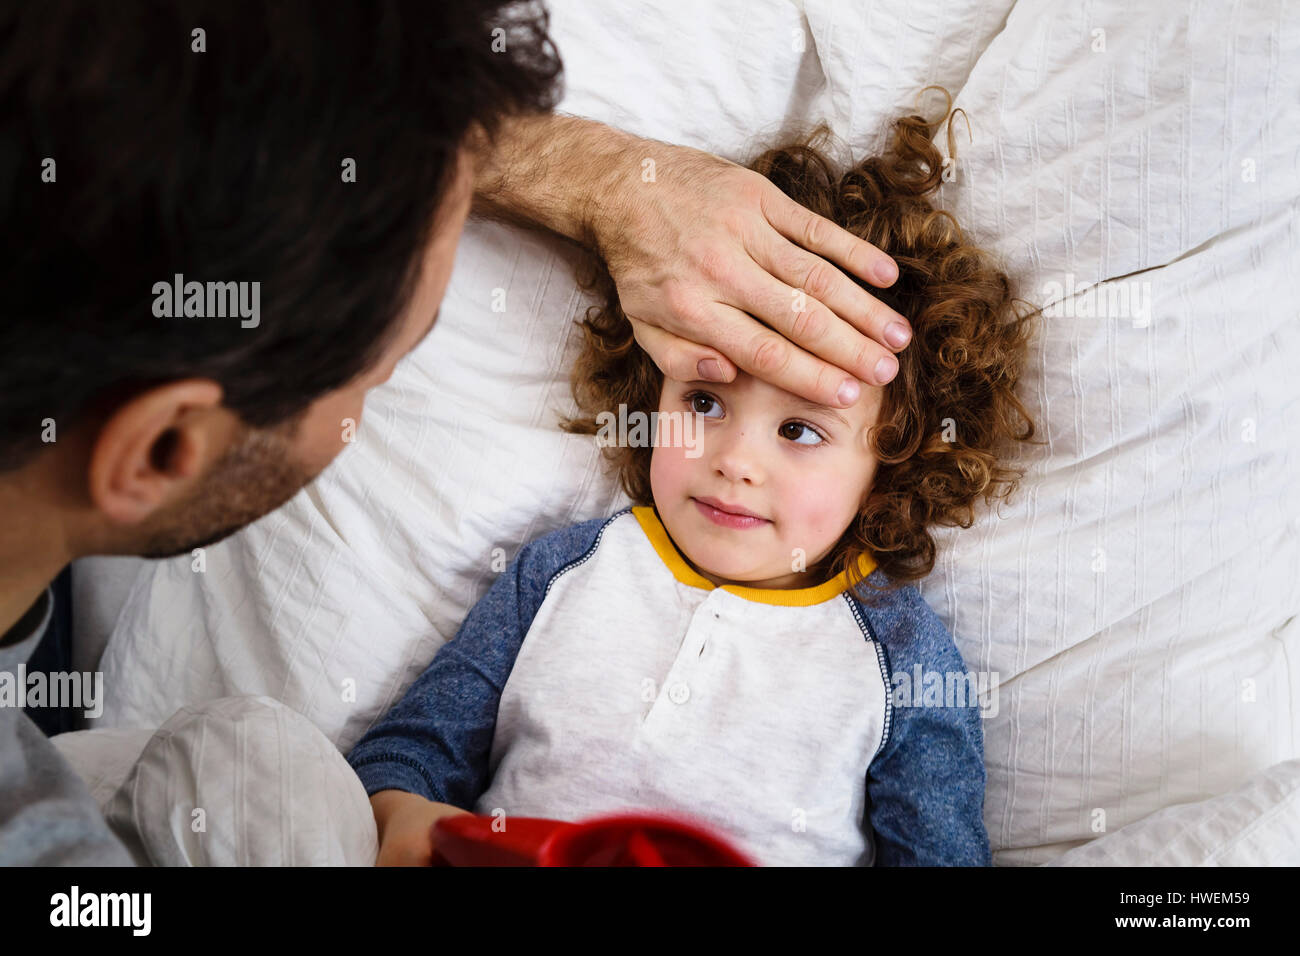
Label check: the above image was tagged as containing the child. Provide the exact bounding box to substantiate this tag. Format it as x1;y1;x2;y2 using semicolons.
347;101;1037;866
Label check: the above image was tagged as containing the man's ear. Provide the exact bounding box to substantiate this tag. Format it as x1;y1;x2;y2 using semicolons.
86;379;230;525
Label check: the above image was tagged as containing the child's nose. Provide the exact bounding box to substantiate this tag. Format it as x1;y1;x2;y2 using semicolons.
709;428;763;484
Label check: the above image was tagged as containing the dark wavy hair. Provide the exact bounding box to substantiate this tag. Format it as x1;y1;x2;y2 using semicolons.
0;0;562;471
560;95;1039;599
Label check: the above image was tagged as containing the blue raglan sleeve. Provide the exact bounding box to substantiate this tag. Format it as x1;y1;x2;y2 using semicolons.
858;587;992;866
345;514;612;809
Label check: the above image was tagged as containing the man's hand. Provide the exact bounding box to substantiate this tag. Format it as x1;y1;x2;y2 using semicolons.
471;114;912;408
369;789;471;866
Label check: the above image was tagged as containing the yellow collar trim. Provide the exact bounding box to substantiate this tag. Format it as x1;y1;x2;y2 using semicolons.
631;506;877;607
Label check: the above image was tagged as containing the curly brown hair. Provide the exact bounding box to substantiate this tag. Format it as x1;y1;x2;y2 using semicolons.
560;96;1038;602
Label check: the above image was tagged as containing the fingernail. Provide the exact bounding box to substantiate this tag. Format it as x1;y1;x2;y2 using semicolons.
874;259;898;285
837;378;860;405
697;358;724;381
884;322;911;348
874;354;898;383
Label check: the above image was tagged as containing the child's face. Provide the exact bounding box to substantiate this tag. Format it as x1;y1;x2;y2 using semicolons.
650;370;883;590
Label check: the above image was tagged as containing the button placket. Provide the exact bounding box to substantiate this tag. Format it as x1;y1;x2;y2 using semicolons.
643;593;720;728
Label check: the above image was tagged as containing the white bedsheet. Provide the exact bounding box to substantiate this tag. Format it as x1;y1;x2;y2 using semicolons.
71;0;1300;865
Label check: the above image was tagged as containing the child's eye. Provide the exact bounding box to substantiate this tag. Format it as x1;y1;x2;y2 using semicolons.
684;391;723;417
780;421;825;446
684;392;825;445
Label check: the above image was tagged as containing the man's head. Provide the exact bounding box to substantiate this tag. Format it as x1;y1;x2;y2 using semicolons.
0;0;561;558
108;160;475;558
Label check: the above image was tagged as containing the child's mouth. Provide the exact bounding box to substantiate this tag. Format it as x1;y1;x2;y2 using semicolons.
692;497;770;530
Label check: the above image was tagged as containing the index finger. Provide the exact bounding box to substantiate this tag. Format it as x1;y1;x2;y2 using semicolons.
761;184;900;289
702;300;879;409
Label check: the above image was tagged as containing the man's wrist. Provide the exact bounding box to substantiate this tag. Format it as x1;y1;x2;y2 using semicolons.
469;112;635;250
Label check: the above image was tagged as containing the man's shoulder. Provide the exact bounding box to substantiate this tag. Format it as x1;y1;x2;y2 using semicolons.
0;709;135;865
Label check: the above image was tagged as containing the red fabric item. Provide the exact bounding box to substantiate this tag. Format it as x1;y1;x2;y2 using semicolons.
432;811;757;866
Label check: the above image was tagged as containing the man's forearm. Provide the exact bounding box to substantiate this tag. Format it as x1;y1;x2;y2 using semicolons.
469;112;639;249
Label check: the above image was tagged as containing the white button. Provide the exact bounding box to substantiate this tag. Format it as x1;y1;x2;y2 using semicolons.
668;682;691;704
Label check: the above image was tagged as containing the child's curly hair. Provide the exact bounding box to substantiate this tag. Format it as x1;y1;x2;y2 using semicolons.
560;95;1038;601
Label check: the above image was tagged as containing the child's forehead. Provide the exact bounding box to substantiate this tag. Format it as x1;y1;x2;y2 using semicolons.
672;367;801;394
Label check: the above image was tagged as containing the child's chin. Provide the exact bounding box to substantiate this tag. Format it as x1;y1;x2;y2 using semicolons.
695;555;772;585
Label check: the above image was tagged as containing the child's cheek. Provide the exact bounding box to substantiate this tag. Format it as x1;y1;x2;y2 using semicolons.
649;444;689;505
781;470;855;547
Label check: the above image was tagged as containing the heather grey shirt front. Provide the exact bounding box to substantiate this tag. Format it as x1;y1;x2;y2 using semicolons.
0;589;132;865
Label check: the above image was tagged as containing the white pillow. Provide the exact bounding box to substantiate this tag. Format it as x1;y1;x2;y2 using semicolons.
832;0;1300;862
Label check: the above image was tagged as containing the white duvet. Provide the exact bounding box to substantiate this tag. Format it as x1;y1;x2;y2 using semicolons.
62;0;1300;865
